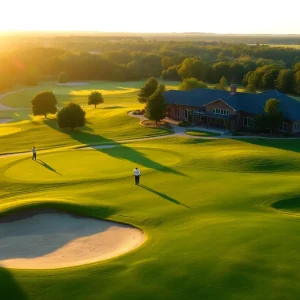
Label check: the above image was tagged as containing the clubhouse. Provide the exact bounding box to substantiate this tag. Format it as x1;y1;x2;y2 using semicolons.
164;85;300;134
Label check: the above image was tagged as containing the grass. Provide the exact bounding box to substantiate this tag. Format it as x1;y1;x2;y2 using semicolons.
0;80;177;154
185;129;221;137
2;81;300;299
1;137;300;299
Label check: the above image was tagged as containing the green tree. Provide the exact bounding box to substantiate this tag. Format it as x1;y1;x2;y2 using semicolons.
177;58;207;81
58;72;68;83
294;62;300;72
31;91;57;118
178;78;208;91
138;77;158;103
264;98;284;134
212;62;231;82
88;91;104;108
219;76;228;90
145;84;166;124
245;84;256;93
276;69;294;93
262;69;280;89
294;71;300;94
57;103;86;130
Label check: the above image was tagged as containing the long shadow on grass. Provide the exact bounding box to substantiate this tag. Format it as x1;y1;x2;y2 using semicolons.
36;159;62;176
238;138;300;154
0;268;28;300
138;184;190;208
44;119;185;176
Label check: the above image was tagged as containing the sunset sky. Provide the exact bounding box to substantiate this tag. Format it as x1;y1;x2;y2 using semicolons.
1;0;299;34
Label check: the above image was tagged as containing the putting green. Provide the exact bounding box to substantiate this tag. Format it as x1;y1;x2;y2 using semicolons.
4;147;180;182
0;127;21;136
69;88;139;96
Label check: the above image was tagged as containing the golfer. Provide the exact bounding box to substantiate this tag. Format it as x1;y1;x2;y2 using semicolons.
32;146;36;160
133;167;141;185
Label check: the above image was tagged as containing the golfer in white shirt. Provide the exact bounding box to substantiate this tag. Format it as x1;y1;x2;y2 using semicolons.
133;167;141;185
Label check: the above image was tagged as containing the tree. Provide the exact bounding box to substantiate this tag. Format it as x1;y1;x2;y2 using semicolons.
161;65;181;81
58;72;68;83
145;84;166;124
263;98;284;135
219;76;228;90
88;91;104;108
294;62;300;72
177;58;207;81
245;84;256;93
212;62;231;82
178;78;208;91
294;71;300;94
262;69;280;89
31;91;57;118
138;77;158;103
276;69;294;93
57;103;86;130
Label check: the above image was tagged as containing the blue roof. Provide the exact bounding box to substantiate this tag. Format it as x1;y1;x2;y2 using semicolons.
164;88;300;121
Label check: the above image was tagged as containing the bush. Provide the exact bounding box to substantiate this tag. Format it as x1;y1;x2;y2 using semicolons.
57;103;86;130
178;121;190;127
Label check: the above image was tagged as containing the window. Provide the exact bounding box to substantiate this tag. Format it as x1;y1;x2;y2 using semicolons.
185;109;191;120
279;122;288;132
212;108;229;115
243;117;254;127
175;108;180;117
294;122;299;132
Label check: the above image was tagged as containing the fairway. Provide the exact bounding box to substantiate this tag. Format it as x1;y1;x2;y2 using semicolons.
1;136;300;300
0;80;177;154
5;147;180;183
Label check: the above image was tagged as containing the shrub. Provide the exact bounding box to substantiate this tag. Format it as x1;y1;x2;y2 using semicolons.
178;121;190;127
57;103;86;130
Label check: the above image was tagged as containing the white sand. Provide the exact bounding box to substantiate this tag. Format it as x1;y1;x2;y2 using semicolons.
0;118;12;124
0;213;145;269
56;82;90;87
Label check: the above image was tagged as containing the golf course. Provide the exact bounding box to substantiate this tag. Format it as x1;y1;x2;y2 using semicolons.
1;81;300;300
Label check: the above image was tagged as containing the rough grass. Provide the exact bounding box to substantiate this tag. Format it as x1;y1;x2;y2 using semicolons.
1;137;300;299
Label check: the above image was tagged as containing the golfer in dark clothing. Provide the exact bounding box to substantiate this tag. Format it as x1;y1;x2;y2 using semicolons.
32;146;36;160
133;167;141;185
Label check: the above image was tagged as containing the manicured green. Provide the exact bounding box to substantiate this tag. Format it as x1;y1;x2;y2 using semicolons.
0;81;175;154
1;137;300;300
185;129;221;137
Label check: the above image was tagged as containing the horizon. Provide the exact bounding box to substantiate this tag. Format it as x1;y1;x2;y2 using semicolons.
1;0;300;35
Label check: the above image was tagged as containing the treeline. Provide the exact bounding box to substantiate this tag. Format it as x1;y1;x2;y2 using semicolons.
1;40;300;94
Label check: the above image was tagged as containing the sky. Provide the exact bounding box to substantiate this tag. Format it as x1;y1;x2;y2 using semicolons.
1;0;299;34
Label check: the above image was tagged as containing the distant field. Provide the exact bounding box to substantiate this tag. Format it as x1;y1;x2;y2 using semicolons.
0;80;180;109
267;44;300;49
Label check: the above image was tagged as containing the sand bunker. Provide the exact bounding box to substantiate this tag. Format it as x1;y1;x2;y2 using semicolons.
56;82;90;87
0;118;12;124
0;210;145;269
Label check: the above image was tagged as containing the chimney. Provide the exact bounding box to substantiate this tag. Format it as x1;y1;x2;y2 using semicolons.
230;84;237;95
